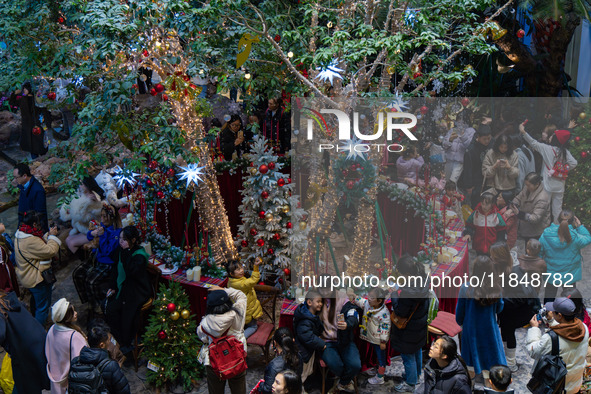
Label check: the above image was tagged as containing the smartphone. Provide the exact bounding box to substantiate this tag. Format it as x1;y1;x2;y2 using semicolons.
337;313;345;324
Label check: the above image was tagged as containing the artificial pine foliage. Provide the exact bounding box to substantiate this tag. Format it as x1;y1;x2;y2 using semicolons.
143;282;203;390
564;112;591;224
236;136;307;286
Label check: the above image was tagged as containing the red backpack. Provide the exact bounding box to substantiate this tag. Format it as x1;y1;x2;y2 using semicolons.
203;327;247;380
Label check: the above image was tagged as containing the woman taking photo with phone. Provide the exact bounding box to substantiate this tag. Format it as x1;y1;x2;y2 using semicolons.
511;173;552;245
482;134;519;193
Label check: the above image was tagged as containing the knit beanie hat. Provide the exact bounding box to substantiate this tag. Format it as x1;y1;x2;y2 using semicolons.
52;298;70;323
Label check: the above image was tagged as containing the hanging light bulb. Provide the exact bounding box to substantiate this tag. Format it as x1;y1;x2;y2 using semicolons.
245;73;251;79
287;51;294;58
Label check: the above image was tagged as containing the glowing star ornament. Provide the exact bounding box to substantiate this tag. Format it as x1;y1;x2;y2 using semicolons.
315;60;344;86
112;165;140;188
340;138;367;161
385;94;409;112
177;163;206;188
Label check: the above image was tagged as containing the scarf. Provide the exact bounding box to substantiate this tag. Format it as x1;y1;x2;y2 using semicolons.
19;224;45;239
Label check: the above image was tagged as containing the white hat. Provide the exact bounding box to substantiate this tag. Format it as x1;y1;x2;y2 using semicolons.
52;298;70;323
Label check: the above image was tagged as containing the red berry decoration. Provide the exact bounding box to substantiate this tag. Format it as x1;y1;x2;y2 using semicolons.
517;29;525;38
167;303;176;312
419;106;429;115
155;83;165;93
582;151;588;159
257;239;265;247
162;94;168;101
273;233;281;240
274;34;281;42
32;126;42;135
261;191;269;199
132;84;138;89
250;228;258;236
157;191;164;199
259;164;269;174
286;222;292;229
47;92;56;100
268;162;276;170
575;137;581;142
158;330;167;340
143;50;149;57
241;240;248;247
283;268;291;276
413;72;422;79
277;178;286;187
146;179;153;187
58;17;65;23
167;168;175;178
149;160;158;170
346;180;355;189
461;98;470;107
258;211;266;219
150;88;157;96
267;248;274;255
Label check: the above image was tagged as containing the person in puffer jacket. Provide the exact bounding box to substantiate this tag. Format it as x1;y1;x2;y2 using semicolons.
293;290;325;385
197;286;247;394
227;258;263;339
423;335;471;394
462;192;506;255
77;322;130;394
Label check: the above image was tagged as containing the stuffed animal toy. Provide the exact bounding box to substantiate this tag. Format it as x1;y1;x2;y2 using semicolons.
59;190;103;236
95;170;129;208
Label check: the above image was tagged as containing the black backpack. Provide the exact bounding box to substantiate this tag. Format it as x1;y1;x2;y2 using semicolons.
68;356;110;394
527;330;567;394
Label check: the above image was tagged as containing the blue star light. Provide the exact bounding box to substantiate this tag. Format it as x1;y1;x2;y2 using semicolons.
177;163;206;188
385;94;409;112
315;60;344;86
112;165;140;188
340;138;366;161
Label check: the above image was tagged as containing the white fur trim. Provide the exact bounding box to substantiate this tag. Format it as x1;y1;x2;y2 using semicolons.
47;235;62;246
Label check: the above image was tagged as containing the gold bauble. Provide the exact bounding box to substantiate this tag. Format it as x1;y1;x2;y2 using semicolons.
170;311;180;321
181;309;190;319
299;222;307;230
172;190;181;199
281;205;290;213
249;167;258;176
265;213;274;222
579;112;587;120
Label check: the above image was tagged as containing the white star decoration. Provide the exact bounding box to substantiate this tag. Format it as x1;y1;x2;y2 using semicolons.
112;165;140;188
340;138;366;161
177;163;206;188
315;60;344;86
385;94;409;112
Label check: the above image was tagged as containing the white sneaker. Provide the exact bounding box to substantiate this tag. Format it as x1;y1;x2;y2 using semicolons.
368;376;385;385
363;368;377;376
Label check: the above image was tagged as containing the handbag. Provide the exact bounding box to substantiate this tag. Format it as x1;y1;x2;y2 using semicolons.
16;239;57;285
390;301;420;330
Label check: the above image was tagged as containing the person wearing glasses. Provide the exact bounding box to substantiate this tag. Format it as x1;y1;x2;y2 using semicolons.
13;162;48;233
220;115;245;161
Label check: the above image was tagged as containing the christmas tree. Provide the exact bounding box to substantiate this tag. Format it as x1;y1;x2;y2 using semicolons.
564;109;591;225
237;136;307;286
143;282;203;391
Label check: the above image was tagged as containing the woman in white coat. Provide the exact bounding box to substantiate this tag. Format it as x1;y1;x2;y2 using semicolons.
197;285;247;394
45;298;88;393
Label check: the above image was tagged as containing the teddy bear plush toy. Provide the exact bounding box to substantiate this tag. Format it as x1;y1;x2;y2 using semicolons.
94;170;129;208
59;189;103;236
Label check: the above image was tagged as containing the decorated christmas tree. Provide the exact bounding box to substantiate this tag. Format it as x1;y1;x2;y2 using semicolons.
143;282;203;391
237;136;306;286
564;109;591;225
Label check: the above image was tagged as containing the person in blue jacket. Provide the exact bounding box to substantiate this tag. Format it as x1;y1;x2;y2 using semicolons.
539;209;591;302
13;163;48;233
293;290;325;387
72;205;121;314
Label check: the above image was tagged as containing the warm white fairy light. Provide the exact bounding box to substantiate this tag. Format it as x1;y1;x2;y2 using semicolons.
177;164;206;188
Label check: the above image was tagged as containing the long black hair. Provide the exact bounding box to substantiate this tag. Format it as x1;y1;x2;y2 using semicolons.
278;370;302;394
438;336;472;387
22;210;43;227
121;225;141;247
273;327;300;371
469;255;501;306
82;176;105;200
493;134;514;156
549;130;570;161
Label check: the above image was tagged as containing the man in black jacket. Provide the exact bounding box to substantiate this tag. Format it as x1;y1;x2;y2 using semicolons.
14;163;48;232
76;323;130;394
458;125;493;208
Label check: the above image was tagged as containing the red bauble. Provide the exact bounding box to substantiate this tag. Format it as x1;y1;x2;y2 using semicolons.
582;151;588;159
259;164;269;174
155;83;165;93
413;72;422;79
267;248;274;255
517;29;525;38
419;106;429;115
286;222;292;229
575;136;581;142
157;191;164;199
250;228;258;236
167;303;176;312
150;88;157;96
149;160;158;170
261;191;269;199
47;92;56;100
268;162;276;170
257;239;265;247
146;179;153;187
162;94;168;101
277;178;285;187
158;330;167;340
274;34;281;42
241;240;248;247
258;211;266;219
461;98;470;107
346;180;355;189
58;16;65;23
167;168;175;178
283;268;291;276
143;50;149;57
250;162;254;167
32;126;42;136
287;178;292;184
273;233;281;240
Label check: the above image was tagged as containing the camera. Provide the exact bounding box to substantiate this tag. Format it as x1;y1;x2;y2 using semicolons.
537;307;547;324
